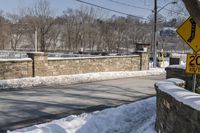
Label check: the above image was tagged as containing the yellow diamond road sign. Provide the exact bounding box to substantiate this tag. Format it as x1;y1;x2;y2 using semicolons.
177;16;200;53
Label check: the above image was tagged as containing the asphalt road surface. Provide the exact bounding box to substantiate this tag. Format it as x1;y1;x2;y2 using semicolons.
0;75;165;132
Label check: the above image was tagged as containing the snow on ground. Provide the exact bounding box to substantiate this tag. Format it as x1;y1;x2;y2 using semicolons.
0;58;31;62
167;64;185;69
149;59;185;69
0;68;165;89
48;55;139;60
8;97;157;133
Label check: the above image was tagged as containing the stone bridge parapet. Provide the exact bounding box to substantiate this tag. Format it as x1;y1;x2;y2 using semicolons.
155;78;200;133
0;52;149;79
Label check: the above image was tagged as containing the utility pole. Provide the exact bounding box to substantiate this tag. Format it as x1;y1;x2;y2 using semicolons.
152;1;177;67
35;27;38;52
153;0;157;67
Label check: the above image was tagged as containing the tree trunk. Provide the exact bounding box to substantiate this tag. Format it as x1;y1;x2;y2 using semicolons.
40;34;45;52
182;0;200;26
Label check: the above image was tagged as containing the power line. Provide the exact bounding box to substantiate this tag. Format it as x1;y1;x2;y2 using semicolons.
162;7;187;16
74;0;148;20
107;0;186;17
108;0;152;11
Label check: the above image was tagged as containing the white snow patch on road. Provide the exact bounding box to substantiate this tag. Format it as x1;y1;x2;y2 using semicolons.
0;68;165;89
8;97;157;133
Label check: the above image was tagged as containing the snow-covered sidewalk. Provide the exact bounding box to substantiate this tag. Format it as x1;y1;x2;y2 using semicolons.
0;68;165;89
8;97;157;133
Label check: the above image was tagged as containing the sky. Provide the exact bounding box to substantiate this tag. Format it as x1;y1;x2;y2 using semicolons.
0;0;186;19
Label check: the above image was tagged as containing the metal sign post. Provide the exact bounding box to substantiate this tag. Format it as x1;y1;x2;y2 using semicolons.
192;52;197;92
192;73;197;92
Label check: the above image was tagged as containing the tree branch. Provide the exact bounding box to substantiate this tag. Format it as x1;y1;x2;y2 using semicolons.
182;0;200;26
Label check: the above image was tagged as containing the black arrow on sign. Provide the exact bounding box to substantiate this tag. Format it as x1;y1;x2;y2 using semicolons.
187;18;196;43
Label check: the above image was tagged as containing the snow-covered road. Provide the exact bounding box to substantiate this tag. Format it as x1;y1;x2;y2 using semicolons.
9;97;157;133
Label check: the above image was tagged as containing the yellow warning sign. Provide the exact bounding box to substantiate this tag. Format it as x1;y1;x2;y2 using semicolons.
186;54;200;74
177;17;200;53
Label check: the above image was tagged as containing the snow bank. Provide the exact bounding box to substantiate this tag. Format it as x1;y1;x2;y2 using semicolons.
0;58;31;62
48;55;139;60
166;65;186;69
8;97;157;133
155;78;200;111
0;68;165;89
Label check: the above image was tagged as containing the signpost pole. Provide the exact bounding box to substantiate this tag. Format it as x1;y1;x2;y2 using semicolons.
192;74;196;92
192;52;197;92
35;27;38;52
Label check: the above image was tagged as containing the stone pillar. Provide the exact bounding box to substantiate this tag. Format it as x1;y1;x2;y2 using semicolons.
138;52;149;70
27;52;48;77
135;43;150;70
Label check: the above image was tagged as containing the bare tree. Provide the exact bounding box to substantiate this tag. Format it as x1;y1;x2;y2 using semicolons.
99;20;117;52
7;12;27;51
62;7;104;52
45;24;62;51
0;11;10;50
25;0;55;51
61;9;79;51
182;0;200;26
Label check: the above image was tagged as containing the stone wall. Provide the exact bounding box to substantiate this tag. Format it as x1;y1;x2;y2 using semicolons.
0;52;149;79
0;59;32;80
47;55;141;76
155;78;200;133
165;65;200;90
